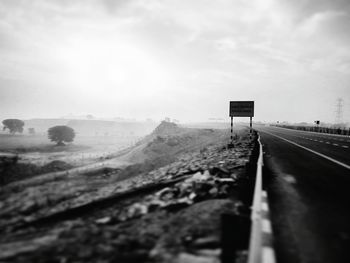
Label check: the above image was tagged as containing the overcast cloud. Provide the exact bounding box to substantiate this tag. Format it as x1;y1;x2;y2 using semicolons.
0;0;349;123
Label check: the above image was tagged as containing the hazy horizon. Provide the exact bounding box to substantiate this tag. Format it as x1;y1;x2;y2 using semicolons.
1;115;348;126
1;0;350;123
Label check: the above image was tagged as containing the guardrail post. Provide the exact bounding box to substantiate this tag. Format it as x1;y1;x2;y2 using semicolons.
221;213;250;263
221;213;237;263
229;116;234;147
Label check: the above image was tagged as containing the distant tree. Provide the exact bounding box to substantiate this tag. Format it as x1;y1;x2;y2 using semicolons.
2;119;25;134
48;126;75;146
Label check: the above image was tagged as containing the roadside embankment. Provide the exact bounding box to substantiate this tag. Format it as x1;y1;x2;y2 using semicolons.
0;123;258;263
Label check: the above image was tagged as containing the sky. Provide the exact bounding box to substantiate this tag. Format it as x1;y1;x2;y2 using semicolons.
0;0;350;123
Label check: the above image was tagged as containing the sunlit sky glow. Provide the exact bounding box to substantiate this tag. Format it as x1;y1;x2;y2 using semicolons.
0;0;349;123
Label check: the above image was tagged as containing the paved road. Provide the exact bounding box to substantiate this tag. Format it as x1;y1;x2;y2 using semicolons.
255;125;350;263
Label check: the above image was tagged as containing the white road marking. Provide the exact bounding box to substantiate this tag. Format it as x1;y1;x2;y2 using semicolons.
262;202;269;212
262;219;272;233
261;131;350;170
303;138;349;148
263;247;276;263
283;174;297;184
273;126;350;138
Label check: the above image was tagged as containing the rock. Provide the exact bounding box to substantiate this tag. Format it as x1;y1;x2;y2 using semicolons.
175;252;220;263
171;173;188;179
182;235;193;246
0;235;59;259
78;247;93;258
178;183;193;198
178;168;191;175
157;187;177;201
215;178;235;184
209;167;230;178
148;200;166;211
163;200;191;212
191;172;209;181
189;192;196;200
127;203;148;218
20;200;38;214
195;249;221;257
189;164;201;173
194;181;214;192
95;217;111;224
202;170;211;178
191;236;220;249
218;184;230;197
209;187;218;197
230;173;238;180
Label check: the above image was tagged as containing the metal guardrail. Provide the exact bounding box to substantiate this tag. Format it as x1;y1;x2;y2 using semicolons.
247;134;276;263
274;124;350;137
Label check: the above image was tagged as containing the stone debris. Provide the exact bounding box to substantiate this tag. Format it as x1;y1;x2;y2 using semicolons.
99;137;255;225
113;166;240;222
0;234;59;259
95;217;111;225
195;249;221;257
175;252;220;263
191;236;220;249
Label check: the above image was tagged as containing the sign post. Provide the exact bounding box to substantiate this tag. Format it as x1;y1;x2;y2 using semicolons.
230;116;233;144
250;116;252;138
314;120;320;132
229;101;255;145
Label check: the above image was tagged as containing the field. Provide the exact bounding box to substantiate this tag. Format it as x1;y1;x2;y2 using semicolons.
0;132;140;186
0;133;138;166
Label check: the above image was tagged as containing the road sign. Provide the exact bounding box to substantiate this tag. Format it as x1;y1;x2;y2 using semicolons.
228;101;255;146
230;101;254;117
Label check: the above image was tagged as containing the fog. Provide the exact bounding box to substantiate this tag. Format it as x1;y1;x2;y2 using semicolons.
1;0;350;123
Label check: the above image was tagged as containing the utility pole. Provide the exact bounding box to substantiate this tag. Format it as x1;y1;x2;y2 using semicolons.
335;98;343;126
230;116;233;145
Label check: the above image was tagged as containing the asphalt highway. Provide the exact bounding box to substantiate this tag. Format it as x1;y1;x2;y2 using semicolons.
255;125;350;263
